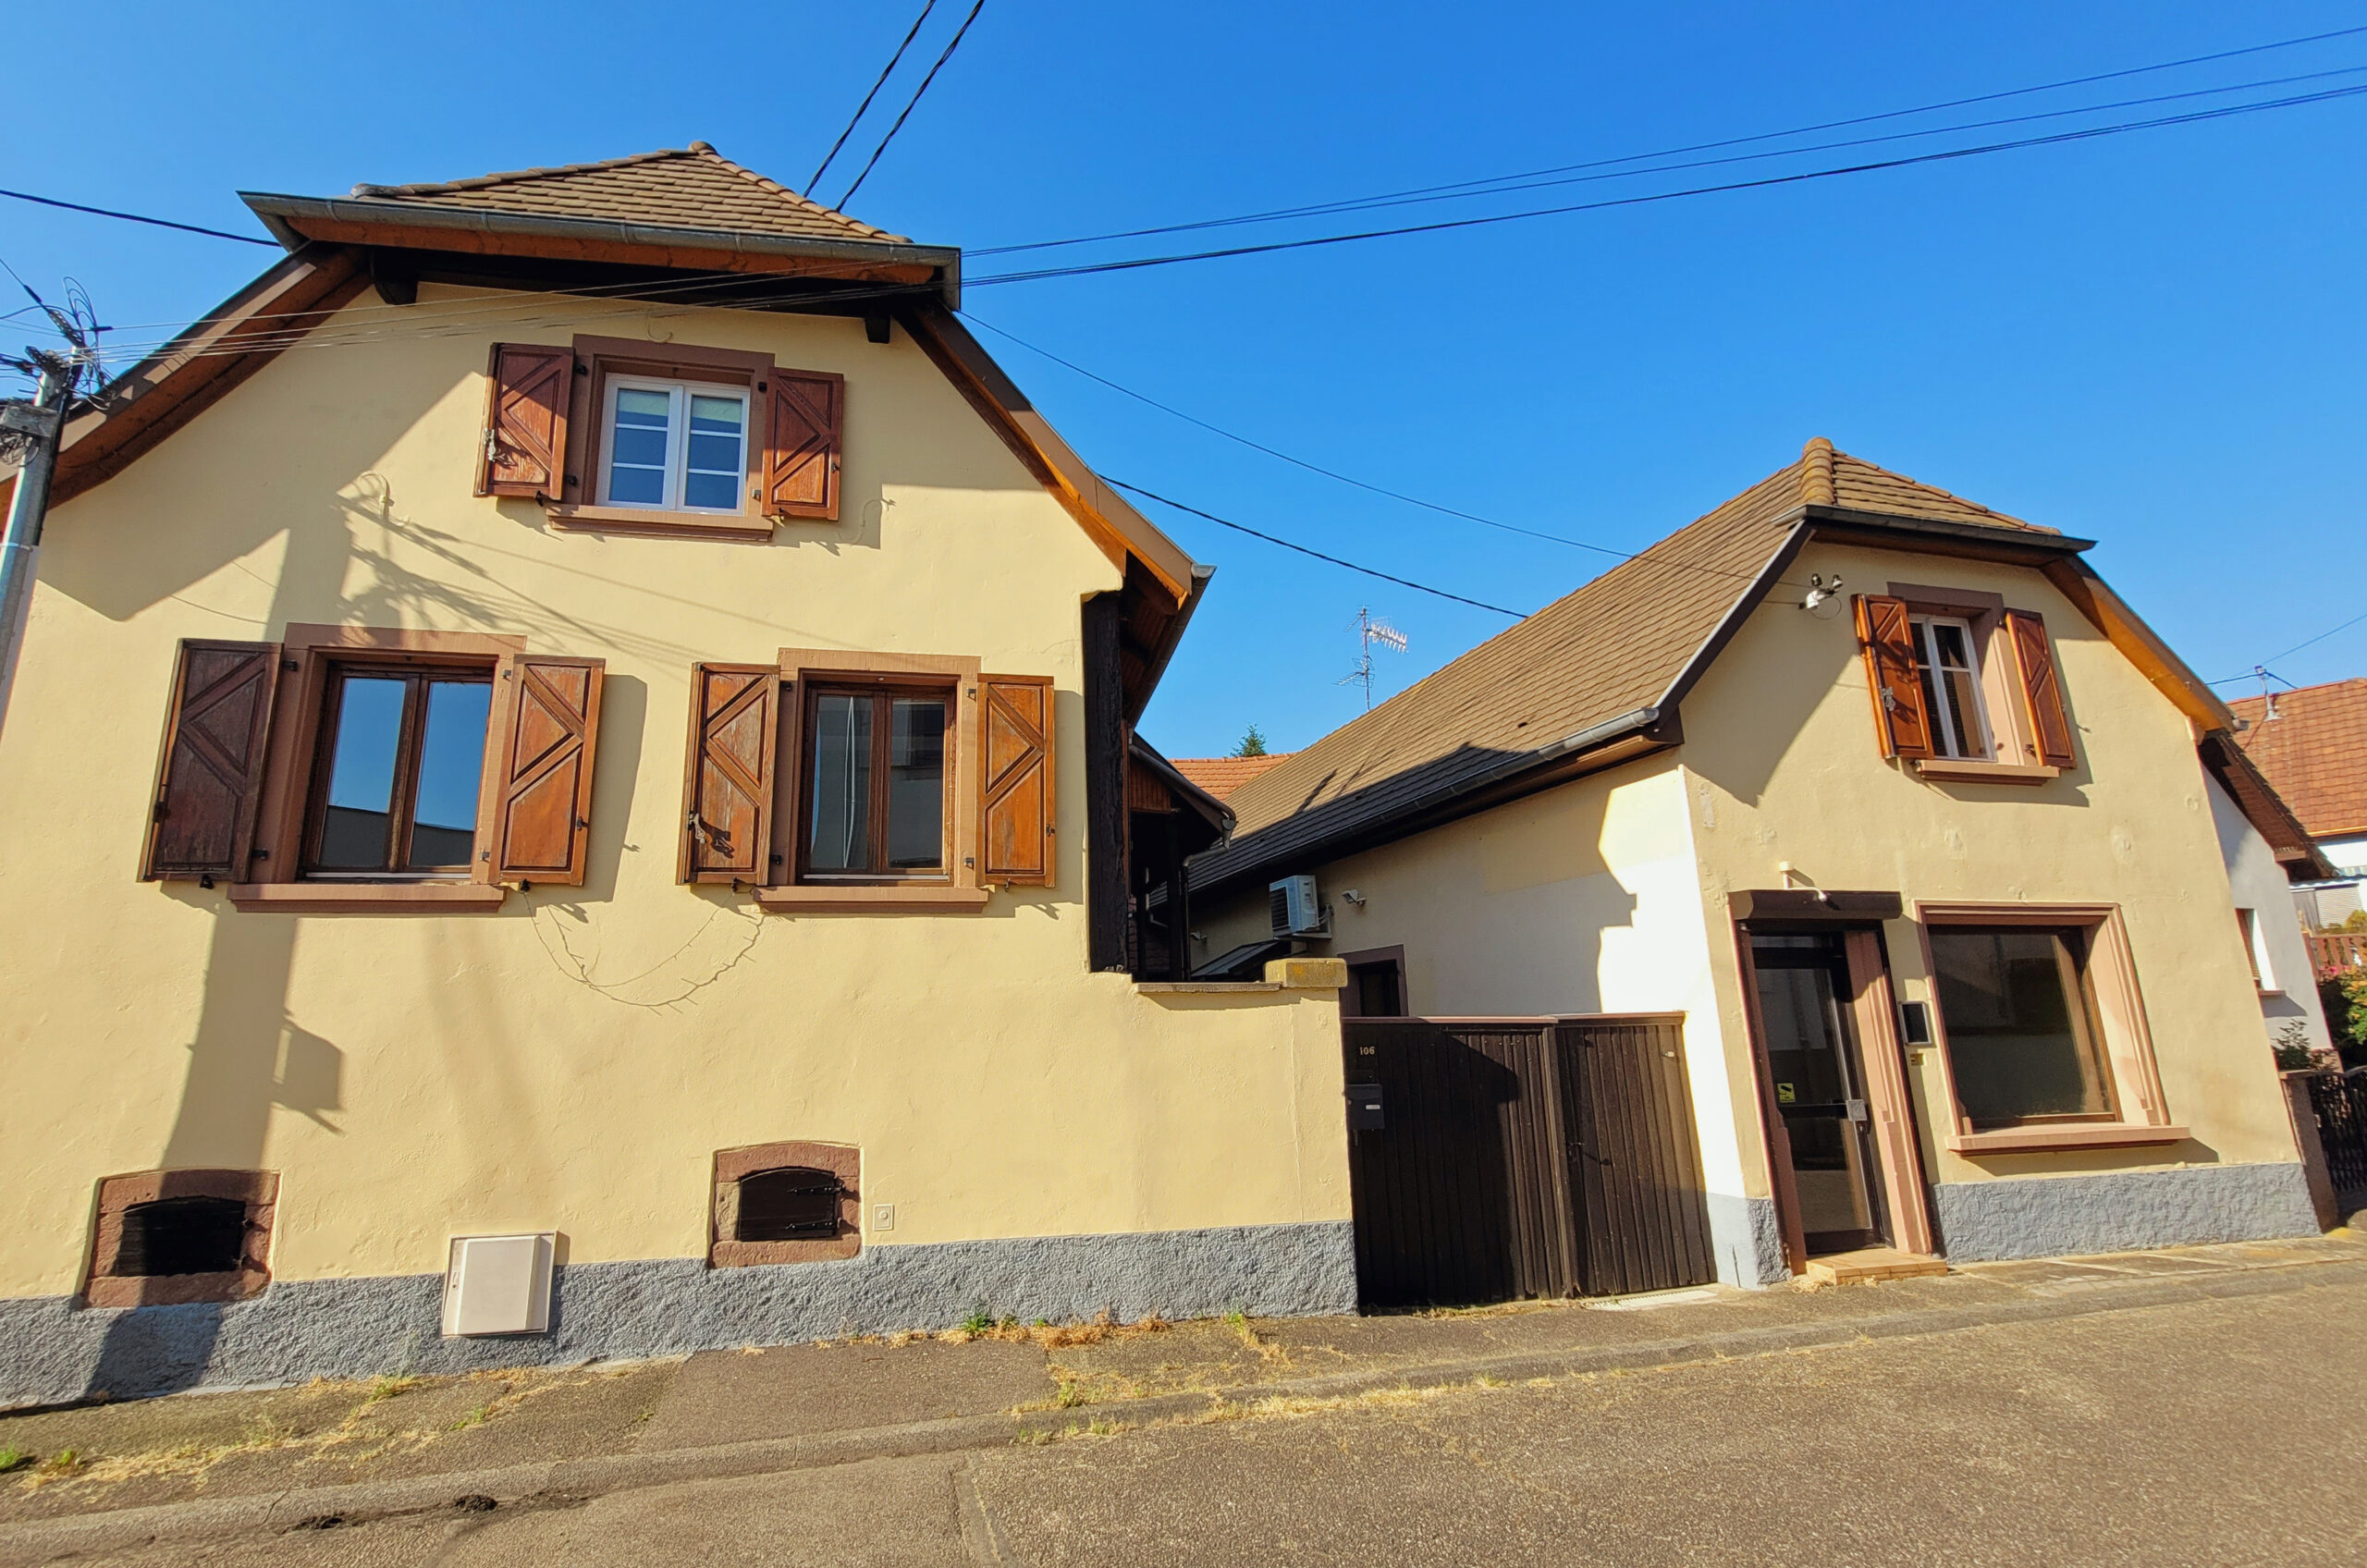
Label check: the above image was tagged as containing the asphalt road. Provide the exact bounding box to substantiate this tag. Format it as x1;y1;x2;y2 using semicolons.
59;1278;2367;1567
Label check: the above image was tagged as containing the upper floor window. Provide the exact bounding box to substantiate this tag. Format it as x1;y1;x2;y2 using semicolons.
601;378;750;514
1854;592;2078;775
1910;616;1990;760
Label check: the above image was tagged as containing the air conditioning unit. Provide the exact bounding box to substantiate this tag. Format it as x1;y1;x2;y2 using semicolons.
1269;875;1327;937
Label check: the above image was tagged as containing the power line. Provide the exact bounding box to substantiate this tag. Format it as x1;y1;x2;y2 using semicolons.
2210;608;2367;684
963;312;1795;592
837;0;988;209
991;61;2367;254
805;0;940;196
966;81;2367;287
1107;478;1527;618
973;21;2367;258
963;313;1625;557
0;187;275;246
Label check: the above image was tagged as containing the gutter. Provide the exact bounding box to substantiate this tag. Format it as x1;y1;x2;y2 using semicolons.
239;193;963;307
1189;703;1673;901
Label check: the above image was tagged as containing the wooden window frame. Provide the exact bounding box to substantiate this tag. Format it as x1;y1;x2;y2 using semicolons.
236;625;522;912
594;374;754;515
795;683;958;884
548;336;779;539
1884;583;2063;784
83;1169;276;1308
300;662;497;879
757;649;988;913
709;1141;860;1268
1912;901;2186;1154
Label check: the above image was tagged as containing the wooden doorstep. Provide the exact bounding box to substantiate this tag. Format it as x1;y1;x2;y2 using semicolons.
1805;1247;1951;1285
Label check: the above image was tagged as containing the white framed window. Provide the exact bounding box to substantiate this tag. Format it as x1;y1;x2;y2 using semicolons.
598;377;750;513
1910;615;1991;760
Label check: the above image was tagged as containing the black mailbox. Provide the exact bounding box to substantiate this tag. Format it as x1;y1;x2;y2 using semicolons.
1899;1000;1933;1047
1347;1081;1385;1131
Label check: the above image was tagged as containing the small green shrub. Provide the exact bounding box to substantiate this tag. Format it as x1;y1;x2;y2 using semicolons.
0;1447;30;1475
960;1309;995;1336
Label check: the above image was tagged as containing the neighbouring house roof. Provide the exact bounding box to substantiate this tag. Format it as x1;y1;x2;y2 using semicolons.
343;144;910;245
1171;754;1294;799
2229;679;2367;842
1131;737;1235;842
1190;438;2248;900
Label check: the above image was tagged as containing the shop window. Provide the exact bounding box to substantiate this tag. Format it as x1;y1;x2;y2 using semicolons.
1919;903;2184;1153
1928;926;2116;1127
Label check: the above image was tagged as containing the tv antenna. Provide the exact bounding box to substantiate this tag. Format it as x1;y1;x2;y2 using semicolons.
1338;606;1407;710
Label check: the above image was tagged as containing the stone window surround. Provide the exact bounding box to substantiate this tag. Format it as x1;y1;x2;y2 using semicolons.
709;1141;862;1268
83;1169;277;1308
1911;901;2187;1156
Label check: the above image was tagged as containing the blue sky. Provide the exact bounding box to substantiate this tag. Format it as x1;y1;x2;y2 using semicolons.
6;2;2364;758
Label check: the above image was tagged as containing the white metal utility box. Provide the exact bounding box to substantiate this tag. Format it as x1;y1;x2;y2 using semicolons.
441;1232;556;1337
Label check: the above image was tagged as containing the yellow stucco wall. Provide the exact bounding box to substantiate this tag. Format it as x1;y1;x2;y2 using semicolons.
1681;539;2297;1189
1193;759;1753;1203
0;287;1348;1300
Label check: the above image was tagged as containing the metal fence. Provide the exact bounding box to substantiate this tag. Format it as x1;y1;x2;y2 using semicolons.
2303;1072;2367;1199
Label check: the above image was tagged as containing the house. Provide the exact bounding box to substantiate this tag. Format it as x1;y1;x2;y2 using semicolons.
1188;439;2325;1295
2229;678;2367;928
0;145;1356;1405
2197;733;2339;1058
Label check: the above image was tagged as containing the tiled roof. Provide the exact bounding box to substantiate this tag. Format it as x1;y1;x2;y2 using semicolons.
1171;754;1294;799
2228;679;2367;840
1195;440;2049;888
351;144;908;245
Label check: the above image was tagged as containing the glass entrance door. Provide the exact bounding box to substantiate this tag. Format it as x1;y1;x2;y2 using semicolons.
1750;934;1886;1255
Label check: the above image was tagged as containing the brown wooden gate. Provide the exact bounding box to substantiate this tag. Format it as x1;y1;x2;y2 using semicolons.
1342;1014;1713;1308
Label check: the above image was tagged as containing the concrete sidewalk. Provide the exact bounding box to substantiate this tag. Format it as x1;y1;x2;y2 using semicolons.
2;1230;2361;1563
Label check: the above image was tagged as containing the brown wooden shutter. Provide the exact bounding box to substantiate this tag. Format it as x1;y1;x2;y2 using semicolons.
141;641;281;881
2005;610;2077;767
490;656;604;885
679;665;779;884
1853;595;1935;760
762;369;844;521
979;674;1054;887
477;344;573;498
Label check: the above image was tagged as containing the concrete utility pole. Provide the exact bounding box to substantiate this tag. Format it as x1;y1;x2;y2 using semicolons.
0;358;73;742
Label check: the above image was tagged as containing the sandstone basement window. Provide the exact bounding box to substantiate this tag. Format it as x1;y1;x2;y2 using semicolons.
84;1170;276;1308
710;1141;861;1267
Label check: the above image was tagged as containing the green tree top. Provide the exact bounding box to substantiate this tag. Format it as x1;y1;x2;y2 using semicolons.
1232;724;1268;758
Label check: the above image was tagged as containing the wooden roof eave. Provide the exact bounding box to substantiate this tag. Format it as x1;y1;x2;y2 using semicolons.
241;193;961;302
897;304;1196;605
2198;729;2338;882
7;245;371;511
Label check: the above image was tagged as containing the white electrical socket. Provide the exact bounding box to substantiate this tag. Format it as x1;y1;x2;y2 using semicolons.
873;1203;895;1232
